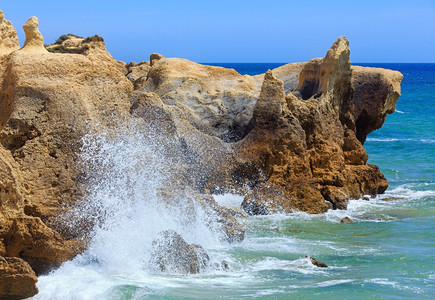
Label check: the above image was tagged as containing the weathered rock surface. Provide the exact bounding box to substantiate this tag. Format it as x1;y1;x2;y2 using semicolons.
22;17;46;52
152;230;210;274
3;216;80;275
0;10;19;56
150;52;165;66
0;10;402;295
0;256;38;299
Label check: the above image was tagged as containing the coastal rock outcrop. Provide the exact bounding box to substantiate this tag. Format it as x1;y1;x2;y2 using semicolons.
0;256;38;299
3;216;79;275
0;10;402;296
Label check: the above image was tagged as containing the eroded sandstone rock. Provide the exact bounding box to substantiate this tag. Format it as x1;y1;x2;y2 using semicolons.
150;52;165;66
0;256;38;299
0;10;19;56
22;17;46;52
3;216;79;275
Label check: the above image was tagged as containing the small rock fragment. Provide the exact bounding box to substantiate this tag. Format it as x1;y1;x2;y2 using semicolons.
382;197;405;202
305;256;328;268
340;216;354;223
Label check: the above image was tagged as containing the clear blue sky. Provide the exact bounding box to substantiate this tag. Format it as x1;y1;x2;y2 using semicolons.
2;0;434;63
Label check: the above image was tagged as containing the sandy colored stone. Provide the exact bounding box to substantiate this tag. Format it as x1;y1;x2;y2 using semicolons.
0;256;38;299
142;57;259;142
0;10;19;56
3;216;80;275
22;17;46;52
351;65;403;143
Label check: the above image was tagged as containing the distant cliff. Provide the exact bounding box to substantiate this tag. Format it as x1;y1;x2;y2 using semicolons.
0;10;402;298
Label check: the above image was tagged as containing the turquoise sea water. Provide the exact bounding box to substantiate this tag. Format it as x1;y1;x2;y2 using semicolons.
34;64;435;299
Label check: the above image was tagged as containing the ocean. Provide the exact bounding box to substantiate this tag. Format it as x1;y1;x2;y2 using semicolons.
33;63;435;299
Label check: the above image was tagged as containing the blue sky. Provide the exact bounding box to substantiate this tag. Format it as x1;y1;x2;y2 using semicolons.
2;0;434;63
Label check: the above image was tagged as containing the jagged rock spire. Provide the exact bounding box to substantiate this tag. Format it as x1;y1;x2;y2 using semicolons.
253;70;286;129
22;16;47;52
295;36;352;109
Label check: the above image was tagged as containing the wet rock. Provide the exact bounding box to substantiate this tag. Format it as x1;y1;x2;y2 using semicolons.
3;216;78;275
152;230;210;274
212;259;230;271
363;196;370;201
130;91;177;136
382;197;405;201
0;256;38;299
340;216;354;223
306;256;328;268
199;196;246;243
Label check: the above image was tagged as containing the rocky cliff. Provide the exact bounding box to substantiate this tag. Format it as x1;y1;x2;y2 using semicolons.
0;10;402;298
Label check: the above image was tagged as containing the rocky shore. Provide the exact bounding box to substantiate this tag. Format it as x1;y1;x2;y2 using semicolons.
0;10;402;298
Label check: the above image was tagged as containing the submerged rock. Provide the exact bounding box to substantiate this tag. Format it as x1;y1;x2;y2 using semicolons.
152;230;210;274
305;256;328;268
340;216;354;223
382;197;405;202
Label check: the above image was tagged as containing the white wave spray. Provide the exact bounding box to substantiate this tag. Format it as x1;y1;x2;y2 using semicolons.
34;123;228;299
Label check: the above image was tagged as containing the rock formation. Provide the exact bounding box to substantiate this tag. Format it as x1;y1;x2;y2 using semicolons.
0;10;402;297
22;17;46;52
0;10;19;56
152;230;210;274
0;256;38;299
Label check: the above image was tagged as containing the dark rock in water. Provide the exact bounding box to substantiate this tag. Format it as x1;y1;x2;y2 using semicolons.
382;197;405;201
363;196;370;201
214;260;230;271
152;230;210;274
306;256;328;268
340;216;354;223
0;256;38;299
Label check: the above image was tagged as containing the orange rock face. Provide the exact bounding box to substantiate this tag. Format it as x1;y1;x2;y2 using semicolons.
0;256;38;299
